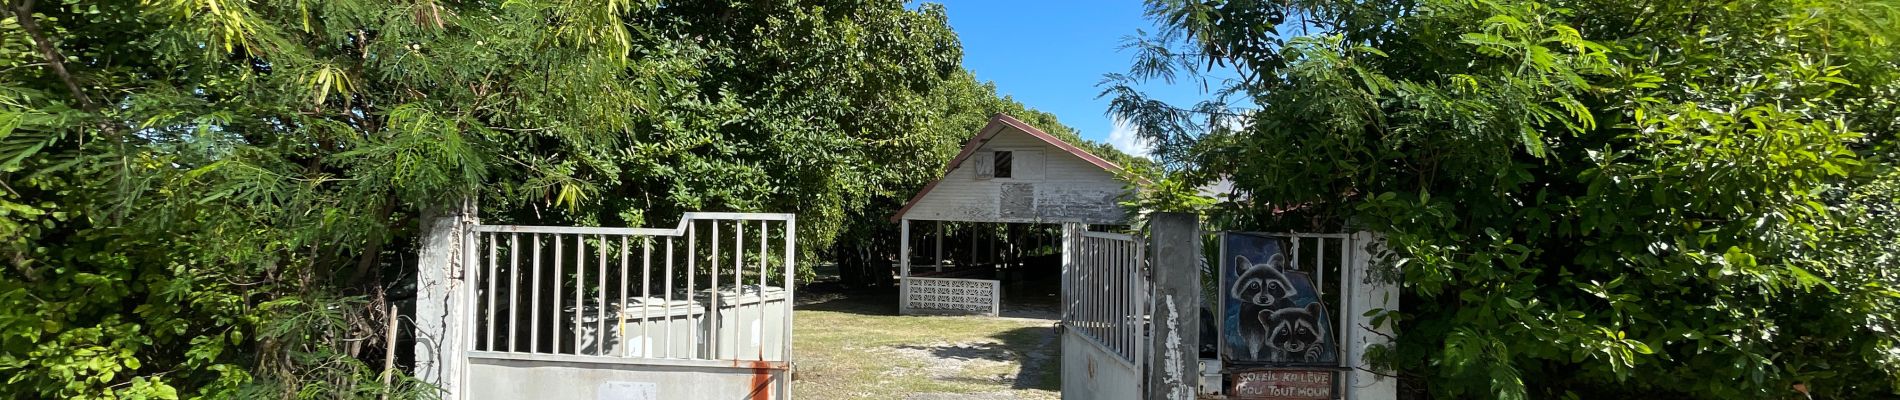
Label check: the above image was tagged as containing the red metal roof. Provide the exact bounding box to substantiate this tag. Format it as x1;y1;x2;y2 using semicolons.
889;114;1137;222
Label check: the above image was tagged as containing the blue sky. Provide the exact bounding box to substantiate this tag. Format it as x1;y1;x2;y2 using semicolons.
937;0;1218;157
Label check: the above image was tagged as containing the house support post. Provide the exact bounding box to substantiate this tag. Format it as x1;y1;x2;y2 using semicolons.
935;221;944;272
899;219;912;314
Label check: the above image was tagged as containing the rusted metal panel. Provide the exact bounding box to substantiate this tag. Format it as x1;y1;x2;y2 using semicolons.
973;152;995;179
1036;187;1127;224
999;183;1035;218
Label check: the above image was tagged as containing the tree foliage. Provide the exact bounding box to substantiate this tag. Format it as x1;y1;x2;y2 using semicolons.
1109;0;1900;398
0;0;1115;398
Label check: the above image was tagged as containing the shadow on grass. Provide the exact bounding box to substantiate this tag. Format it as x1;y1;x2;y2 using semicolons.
796;288;901;315
887;325;1063;392
994;325;1061;391
891;342;1015;362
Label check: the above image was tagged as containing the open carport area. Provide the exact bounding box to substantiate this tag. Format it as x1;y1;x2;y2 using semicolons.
791;283;1062;400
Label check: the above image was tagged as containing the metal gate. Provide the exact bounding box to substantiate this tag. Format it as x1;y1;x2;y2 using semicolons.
1049;219;1399;400
1059;223;1148;400
459;213;796;400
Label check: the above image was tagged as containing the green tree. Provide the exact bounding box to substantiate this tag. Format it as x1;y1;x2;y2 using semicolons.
1108;0;1900;398
0;0;1105;397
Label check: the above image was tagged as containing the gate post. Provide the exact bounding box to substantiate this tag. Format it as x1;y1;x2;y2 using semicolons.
1345;232;1399;400
1146;213;1200;400
415;199;477;400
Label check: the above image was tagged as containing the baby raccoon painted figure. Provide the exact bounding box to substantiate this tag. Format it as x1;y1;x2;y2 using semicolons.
1261;302;1327;363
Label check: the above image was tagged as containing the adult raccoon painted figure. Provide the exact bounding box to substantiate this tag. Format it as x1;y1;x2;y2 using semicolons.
1230;254;1296;359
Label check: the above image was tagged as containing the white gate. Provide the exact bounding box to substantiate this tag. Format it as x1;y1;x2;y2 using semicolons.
459;213;797;400
1059;223;1147;400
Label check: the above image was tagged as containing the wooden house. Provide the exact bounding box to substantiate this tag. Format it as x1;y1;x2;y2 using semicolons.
892;114;1140;315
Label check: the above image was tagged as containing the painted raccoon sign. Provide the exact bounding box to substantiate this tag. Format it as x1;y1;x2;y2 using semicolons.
1220;233;1338;366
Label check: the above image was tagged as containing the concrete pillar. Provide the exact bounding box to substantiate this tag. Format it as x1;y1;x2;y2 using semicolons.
1146;213;1200;400
415;200;476;400
1346;232;1399;400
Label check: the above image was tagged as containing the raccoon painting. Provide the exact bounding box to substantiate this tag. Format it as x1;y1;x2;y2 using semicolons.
1230;254;1295;359
1260;302;1327;363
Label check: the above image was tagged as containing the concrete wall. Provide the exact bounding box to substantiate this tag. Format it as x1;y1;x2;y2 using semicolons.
903;127;1130;224
1061;332;1141;400
467;354;787;400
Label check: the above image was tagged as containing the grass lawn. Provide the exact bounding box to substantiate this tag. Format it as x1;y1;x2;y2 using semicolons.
792;289;1061;400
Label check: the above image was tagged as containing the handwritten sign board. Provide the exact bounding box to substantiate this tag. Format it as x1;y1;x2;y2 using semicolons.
1231;369;1336;400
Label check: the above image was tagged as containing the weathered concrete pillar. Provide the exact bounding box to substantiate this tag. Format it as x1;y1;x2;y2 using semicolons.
415;200;476;400
1346;232;1399;400
1146;213;1200;400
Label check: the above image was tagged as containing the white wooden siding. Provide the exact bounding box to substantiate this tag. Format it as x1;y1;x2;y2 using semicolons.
903;126;1131;224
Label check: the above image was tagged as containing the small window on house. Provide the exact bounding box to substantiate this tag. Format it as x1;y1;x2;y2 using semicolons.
993;151;1013;178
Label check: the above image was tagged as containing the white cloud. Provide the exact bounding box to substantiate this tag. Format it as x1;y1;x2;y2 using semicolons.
1219;111;1251;133
1106;117;1154;159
